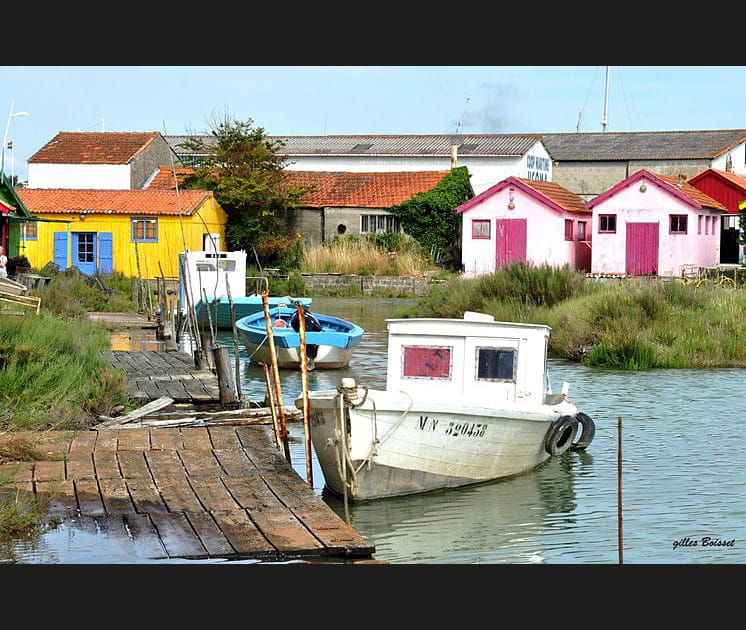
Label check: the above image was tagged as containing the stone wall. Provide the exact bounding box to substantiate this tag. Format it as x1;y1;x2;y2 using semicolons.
300;273;430;296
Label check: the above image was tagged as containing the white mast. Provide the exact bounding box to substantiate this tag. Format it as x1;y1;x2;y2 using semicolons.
601;66;610;132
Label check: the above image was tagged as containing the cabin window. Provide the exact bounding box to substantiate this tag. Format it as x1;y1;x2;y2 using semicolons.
670;215;687;234
76;232;95;264
401;346;452;380
131;218;158;242
475;347;516;382
599;214;616;233
564;219;574;241
361;214;400;234
472;219;490;239
23;221;38;240
577;221;587;240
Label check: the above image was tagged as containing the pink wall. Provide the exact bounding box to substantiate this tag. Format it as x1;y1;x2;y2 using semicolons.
590;179;720;277
460;185;589;277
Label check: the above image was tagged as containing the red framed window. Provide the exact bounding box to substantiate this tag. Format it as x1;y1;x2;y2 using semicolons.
670;215;687;234
599;214;616;233
564;219;574;241
472;219;490;239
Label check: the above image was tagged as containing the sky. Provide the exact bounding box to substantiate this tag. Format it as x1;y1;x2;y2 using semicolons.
2;65;746;183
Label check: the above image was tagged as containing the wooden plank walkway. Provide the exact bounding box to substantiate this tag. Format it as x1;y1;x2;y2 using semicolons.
107;350;222;404
0;425;376;563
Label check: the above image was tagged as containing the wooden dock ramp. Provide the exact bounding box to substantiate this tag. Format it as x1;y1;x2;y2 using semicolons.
2;424;376;563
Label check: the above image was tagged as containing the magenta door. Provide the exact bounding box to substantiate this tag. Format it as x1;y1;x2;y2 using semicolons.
625;222;659;276
495;219;527;269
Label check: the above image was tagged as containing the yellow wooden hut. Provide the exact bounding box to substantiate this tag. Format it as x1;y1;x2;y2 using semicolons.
16;188;226;279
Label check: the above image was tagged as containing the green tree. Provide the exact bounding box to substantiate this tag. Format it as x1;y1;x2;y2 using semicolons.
388;166;473;271
180;111;313;266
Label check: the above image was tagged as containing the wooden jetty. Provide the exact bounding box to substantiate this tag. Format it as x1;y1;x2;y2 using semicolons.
0;425;375;562
0;341;377;563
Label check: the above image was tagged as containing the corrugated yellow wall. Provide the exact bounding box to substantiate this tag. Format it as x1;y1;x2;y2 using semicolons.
21;197;227;279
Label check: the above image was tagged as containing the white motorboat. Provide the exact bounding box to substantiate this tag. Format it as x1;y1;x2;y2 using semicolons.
296;311;594;501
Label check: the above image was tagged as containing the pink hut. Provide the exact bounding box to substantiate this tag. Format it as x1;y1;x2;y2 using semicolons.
587;169;726;278
457;176;592;278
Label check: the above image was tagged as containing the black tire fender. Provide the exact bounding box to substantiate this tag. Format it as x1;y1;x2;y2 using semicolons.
571;412;595;451
544;415;578;457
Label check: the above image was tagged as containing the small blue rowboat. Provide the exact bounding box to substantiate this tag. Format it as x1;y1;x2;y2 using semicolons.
236;305;364;370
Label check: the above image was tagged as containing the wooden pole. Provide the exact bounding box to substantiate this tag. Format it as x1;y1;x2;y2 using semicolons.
214;346;239;407
262;291;291;463
295;301;313;486
226;282;244;406
261;361;282;451
618;416;623;565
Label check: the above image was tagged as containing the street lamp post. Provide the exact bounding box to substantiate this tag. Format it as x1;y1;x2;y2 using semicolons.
2;99;30;177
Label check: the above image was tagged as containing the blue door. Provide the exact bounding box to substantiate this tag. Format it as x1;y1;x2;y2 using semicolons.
53;231;113;274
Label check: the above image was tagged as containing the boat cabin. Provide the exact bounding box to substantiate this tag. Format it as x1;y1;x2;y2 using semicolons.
177;249;247;308
385;311;550;405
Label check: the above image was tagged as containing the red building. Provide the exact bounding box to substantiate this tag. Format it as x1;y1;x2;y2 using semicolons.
688;168;746;265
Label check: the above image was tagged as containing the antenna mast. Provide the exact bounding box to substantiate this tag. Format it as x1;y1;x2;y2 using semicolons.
601;66;610;132
455;97;470;133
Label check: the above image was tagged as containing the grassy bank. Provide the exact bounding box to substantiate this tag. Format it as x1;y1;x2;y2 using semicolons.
399;262;746;370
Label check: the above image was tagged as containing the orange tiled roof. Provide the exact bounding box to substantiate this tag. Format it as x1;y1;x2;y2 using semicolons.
650;172;727;210
147;166;451;208
284;170;450;207
511;177;590;214
28;132;160;165
16;188;213;216
148;165;194;190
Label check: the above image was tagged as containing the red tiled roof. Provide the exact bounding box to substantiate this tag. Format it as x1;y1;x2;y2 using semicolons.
28;132;161;165
651;172;727;210
146;166;451;207
16;188;213;216
284;170;451;207
511;177;590;214
688;168;746;191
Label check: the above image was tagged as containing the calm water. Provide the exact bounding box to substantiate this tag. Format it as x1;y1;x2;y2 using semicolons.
3;297;745;564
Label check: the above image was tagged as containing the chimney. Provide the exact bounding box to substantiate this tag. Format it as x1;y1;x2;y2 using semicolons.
451;145;458;168
677;174;685;188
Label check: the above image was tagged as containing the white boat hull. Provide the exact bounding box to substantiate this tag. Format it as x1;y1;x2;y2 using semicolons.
245;341;356;370
302;388;580;500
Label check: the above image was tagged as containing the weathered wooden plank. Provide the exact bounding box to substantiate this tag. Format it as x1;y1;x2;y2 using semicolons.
115;429;151;451
148;427;183;450
149;512;206;559
122;512;169;560
75;479;106;517
32;460;65;482
69;431;97;453
189;477;241;512
222;476;282;511
96;396;174;428
66;453;96;481
212;448;259;477
35;479;77;519
156;480;204;513
183;511;236;557
98;478;132;514
178;449;224;479
92;430;119;451
117;450;151;479
145;450;184;478
179;427;212;450
210;510;276;559
93;451;121;480
126;479;169;514
249;506;325;556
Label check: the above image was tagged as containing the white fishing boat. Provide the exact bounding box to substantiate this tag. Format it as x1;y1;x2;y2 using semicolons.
296;311;594;501
177;249;311;330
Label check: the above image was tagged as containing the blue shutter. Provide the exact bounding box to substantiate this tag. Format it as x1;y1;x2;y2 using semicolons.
98;232;113;273
53;232;68;270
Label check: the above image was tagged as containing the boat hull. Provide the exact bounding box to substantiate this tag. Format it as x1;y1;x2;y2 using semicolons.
301;388;579;500
242;341;356;370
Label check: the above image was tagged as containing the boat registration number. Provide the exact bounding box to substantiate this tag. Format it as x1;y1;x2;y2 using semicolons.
419;416;487;438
